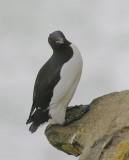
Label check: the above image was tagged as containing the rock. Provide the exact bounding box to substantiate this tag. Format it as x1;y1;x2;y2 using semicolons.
45;90;129;160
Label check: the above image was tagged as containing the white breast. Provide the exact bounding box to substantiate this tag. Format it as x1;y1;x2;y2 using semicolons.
48;44;83;125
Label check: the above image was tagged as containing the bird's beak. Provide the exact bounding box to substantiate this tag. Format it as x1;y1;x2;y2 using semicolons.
56;38;64;45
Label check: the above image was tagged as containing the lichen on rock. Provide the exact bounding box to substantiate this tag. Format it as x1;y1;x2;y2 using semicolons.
45;90;129;160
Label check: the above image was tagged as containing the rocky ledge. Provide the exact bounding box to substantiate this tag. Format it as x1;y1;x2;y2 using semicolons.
45;90;129;160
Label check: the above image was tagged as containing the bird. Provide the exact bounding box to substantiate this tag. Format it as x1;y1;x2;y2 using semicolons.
26;31;83;133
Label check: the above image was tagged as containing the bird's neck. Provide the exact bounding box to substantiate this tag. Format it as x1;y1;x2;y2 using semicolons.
52;40;73;63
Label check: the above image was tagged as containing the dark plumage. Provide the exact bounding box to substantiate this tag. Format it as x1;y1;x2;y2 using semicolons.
26;31;74;133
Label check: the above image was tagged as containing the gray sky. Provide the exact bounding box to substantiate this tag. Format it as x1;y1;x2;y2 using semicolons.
1;0;129;160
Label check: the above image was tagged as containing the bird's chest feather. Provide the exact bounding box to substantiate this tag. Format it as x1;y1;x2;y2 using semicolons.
49;44;83;106
48;44;83;124
60;44;83;86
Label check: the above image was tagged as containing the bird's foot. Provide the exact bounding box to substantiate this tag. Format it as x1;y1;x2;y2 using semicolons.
64;105;90;126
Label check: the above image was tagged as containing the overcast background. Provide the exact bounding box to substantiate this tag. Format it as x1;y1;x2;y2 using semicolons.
1;0;129;160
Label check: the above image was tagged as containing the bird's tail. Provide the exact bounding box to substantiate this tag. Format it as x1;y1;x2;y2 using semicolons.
26;115;40;133
29;123;40;133
26;109;49;133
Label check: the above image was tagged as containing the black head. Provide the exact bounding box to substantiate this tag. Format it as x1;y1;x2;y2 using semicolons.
48;31;69;50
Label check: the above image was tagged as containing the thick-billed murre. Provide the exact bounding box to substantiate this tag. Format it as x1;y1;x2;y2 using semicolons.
26;31;84;133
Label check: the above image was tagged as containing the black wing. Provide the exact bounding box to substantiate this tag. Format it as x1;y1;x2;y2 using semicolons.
28;56;62;118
